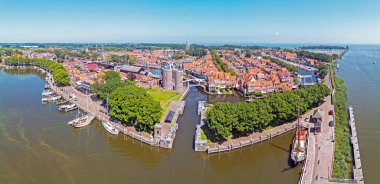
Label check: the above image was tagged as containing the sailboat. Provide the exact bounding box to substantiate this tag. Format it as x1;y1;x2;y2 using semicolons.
102;121;119;135
101;93;119;135
290;101;307;166
68;96;95;128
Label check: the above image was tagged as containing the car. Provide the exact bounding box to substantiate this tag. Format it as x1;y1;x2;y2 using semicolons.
304;117;309;122
329;120;334;127
329;110;334;115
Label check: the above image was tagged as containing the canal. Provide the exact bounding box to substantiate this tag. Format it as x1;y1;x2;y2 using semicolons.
0;68;300;184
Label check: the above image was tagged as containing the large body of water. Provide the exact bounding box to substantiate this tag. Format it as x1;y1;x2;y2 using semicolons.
0;69;300;184
336;45;380;184
0;44;378;184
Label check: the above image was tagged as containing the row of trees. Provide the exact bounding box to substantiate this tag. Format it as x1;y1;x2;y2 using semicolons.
332;70;351;178
285;49;335;63
298;45;349;50
318;64;329;79
261;55;298;72
185;48;207;58
206;84;330;141
4;57;70;86
211;51;237;75
171;52;185;60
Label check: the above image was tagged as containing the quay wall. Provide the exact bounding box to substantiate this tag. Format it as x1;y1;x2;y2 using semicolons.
206;125;297;154
37;66;176;149
348;106;364;184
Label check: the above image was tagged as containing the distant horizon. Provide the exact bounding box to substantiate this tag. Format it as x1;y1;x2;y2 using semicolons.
1;0;380;44
0;42;374;47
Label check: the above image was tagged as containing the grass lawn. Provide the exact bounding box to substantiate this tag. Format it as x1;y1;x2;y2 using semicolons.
200;129;207;141
147;88;181;108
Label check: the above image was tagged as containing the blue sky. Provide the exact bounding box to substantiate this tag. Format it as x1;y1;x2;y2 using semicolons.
1;0;379;44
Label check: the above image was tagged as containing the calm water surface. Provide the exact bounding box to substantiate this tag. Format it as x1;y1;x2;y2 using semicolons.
337;45;380;184
0;68;300;184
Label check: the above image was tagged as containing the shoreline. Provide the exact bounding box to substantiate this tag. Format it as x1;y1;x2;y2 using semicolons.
4;65;188;149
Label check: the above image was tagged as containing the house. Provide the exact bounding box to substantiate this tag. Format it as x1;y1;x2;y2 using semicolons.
312;109;324;123
85;63;98;72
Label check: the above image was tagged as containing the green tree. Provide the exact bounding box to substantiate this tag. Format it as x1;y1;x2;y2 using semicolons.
108;85;162;132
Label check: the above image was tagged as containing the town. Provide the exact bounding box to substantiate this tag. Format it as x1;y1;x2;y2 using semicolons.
0;43;362;184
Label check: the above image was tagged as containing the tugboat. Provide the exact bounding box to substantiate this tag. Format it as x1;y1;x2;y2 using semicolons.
290;102;308;166
291;128;307;166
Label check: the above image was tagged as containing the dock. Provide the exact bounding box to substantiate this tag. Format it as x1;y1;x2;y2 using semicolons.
39;66;189;149
348;106;364;184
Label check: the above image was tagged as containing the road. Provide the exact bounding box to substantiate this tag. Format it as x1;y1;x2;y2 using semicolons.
301;69;338;184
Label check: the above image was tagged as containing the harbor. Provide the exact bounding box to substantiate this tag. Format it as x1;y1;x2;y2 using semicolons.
37;66;188;149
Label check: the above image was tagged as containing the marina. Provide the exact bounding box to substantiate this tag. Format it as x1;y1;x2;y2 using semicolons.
0;69;301;183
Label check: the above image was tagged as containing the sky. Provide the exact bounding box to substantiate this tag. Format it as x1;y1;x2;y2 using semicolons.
1;0;380;44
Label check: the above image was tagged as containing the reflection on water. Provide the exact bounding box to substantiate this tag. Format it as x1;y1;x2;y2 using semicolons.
0;68;300;184
336;45;380;184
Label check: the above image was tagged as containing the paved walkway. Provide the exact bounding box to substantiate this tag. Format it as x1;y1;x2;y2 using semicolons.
48;77;154;141
300;70;341;184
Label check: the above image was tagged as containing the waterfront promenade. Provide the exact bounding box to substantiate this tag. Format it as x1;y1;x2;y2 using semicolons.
299;69;335;184
42;68;185;149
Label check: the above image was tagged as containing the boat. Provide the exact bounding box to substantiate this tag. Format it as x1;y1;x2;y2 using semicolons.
42;90;54;96
59;103;76;111
290;101;308;166
68;114;95;128
49;95;61;101
102;121;119;135
290;128;307;165
337;63;340;69
42;97;48;103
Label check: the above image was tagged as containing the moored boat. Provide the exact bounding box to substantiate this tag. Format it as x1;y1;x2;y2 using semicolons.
59;103;76;111
68;114;95;128
102;121;119;135
291;128;307;165
42;90;54;96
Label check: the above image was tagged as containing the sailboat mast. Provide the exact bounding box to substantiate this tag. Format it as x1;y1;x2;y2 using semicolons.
297;96;301;150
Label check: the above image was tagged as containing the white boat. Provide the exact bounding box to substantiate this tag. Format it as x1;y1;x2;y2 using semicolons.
59;103;76;111
337;63;340;69
42;98;48;103
42;90;54;96
102;121;119;135
49;95;61;101
68;114;95;128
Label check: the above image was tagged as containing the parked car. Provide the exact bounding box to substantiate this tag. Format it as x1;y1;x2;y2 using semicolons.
304;117;309;122
329;110;334;115
329;120;334;127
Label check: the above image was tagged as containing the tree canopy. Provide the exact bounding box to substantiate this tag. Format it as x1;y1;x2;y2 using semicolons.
206;84;330;141
108;85;162;132
91;71;134;100
4;57;70;86
211;50;236;76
